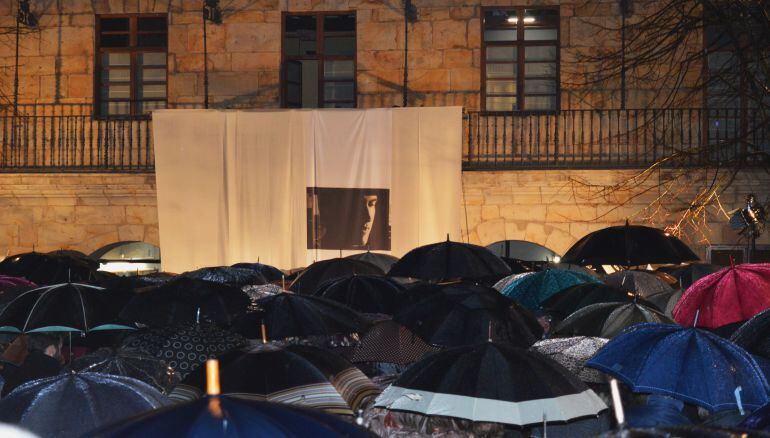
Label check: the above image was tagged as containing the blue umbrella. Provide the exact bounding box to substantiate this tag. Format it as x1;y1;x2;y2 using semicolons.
586;323;770;412
499;268;602;311
88;395;372;437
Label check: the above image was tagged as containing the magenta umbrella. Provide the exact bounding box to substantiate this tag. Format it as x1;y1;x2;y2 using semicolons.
0;275;36;292
672;263;770;329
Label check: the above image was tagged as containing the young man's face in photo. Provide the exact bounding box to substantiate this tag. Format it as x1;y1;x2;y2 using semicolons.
360;195;378;246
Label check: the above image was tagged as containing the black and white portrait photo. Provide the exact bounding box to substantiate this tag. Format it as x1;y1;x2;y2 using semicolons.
307;187;391;250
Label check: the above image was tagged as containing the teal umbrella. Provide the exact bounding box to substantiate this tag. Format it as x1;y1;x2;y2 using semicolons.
499;269;602;311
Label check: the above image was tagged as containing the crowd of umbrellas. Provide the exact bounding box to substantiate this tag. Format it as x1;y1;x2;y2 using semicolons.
0;223;769;437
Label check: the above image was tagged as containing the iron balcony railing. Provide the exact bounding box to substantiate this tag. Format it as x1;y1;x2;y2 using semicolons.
463;108;769;170
0;104;767;172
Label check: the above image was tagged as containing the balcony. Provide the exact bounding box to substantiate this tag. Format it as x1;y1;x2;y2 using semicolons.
0;104;766;172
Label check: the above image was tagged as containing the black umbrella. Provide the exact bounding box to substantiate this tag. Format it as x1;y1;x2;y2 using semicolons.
393;282;542;347
388;240;511;282
731;308;770;359
67;347;180;394
314;274;404;315
552;301;673;338
120;323;249;378
0;251;101;285
373;342;607;426
485;239;558;262
0;372;169;438
343;319;440;366
231;262;285;282
182;266;267;287
255;292;371;340
289;258;384;295
659;262;722;289
561;223;699;266
119;277;250;327
345;251;399;272
605;270;675;298
0;283;134;333
541;282;658;320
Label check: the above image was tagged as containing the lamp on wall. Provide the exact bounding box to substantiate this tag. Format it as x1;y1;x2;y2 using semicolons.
202;0;223;109
402;0;418;107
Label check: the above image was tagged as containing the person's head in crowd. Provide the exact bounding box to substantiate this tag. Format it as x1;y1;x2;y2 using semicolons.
26;334;63;364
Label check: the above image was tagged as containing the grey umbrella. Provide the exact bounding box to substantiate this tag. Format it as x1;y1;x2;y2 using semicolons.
531;336;609;384
605;270;674;298
67;347;180;394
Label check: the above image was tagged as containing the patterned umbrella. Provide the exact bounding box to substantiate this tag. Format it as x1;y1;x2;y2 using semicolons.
388;240;511;283
605;270;674;298
344;319;440;366
67;347;180;394
120;323;249;379
553;301;674;338
492;271;533;292
587;323;770;412
499;268;602;311
0;372;169;438
673;263;770;329
531;336;609;384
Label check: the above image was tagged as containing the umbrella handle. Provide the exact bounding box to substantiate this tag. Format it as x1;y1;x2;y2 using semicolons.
735;386;745;415
206;359;220;396
610;379;626;428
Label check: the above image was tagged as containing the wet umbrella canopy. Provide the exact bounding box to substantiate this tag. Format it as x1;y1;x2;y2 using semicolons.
313;274;404;315
531;336;609;384
731;308;770;360
561;223;699;267
541;283;651;320
345;251;399;272
605;270;675;298
388;240;511;282
344;319;440;366
182;266;267;287
231;262;285;282
587;323;770;412
289;258;384;295
659;263;722;290
553;301;673;338
0;251;101;285
0;372;169;438
374;342;607;426
67;348;180;394
498;268;602;311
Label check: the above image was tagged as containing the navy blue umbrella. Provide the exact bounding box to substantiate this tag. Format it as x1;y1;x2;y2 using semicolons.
587;323;770;412
88;395;372;437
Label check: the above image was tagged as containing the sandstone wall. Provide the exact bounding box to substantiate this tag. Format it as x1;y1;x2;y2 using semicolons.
0;0;698;110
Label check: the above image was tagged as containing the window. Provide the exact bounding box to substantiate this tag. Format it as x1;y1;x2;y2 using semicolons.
282;12;356;108
482;8;559;112
96;15;168;118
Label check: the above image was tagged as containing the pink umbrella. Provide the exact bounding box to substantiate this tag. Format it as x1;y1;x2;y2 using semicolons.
672;263;770;328
0;275;36;292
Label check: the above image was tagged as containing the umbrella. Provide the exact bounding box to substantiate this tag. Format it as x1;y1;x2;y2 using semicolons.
119;277;251;327
373;342;607;426
499;257;532;274
536;261;600;277
498;268;603;311
388;240;511;282
740;402;770;431
345;251;399;272
182;266;266;287
561;223;699;266
87;395;372;438
586;323;770;412
0;283;133;333
731;308;770;360
531;336;609;384
314;274;404;315
492;271;534;292
67;347;180;394
290;258;384;295
553;301;673;338
541;283;651;320
242;283;284;302
605;270;675;298
485;239;558;262
121;323;249;379
393;282;543;347
0;252;101;285
255;292;370;340
0;276;35;292
660;263;722;289
175;346;354;415
344;319;440;366
0;372;169;438
231;262;285;282
673;263;770;329
645;289;683;318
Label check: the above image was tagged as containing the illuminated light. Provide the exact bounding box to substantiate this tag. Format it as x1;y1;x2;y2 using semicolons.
506;16;518;23
523;16;536;23
553;256;561;263
98;262;159;274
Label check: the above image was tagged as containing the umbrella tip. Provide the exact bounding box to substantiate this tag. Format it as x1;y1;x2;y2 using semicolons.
625;219;629;227
609;378;626;428
206;359;220;396
729;255;735;269
446;233;450;242
261;321;268;344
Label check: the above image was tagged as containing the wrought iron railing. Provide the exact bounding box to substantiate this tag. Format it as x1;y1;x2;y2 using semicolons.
463;108;769;170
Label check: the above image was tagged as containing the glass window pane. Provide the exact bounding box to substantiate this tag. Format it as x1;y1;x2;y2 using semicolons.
525;62;556;77
524;79;556;93
486;96;517;111
524;9;558;26
486;80;516;95
103;53;130;66
102;69;130;82
525;46;556;61
324;102;355;108
287;83;301;103
324;81;354;101
484;29;517;42
324;60;354;79
138;17;166;32
324;14;355;33
285;15;317;56
486;46;516;61
100;18;129;32
486;63;516;78
103;85;130;99
100;34;129;48
324;37;355;56
138;84;166;99
138;68;167;82
524;95;556;110
139;53;166;66
138;33;167;47
104;101;130;116
484;9;517;29
138;100;166;114
524;28;557;41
